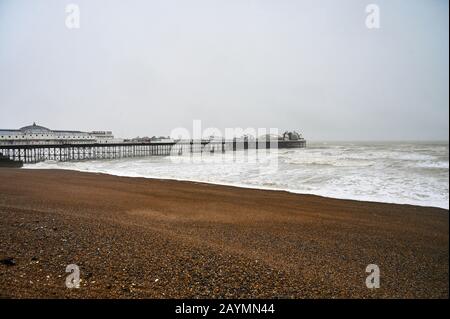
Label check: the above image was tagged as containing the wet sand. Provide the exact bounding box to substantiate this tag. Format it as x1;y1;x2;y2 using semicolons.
0;168;448;298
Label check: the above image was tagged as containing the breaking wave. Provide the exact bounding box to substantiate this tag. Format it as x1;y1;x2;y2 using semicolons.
25;142;449;209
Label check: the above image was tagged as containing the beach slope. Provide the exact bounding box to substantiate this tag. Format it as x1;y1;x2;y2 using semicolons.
0;169;448;298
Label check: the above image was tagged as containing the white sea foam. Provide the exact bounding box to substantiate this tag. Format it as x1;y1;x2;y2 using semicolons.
24;142;449;209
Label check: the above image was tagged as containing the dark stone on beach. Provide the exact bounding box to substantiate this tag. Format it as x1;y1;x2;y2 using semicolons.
0;257;16;266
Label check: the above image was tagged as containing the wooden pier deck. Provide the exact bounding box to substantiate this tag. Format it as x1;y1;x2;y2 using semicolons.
0;139;306;164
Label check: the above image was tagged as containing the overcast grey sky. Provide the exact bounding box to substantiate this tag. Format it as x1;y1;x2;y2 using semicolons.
0;0;448;140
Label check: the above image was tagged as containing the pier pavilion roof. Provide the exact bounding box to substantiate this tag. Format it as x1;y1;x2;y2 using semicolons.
19;122;52;134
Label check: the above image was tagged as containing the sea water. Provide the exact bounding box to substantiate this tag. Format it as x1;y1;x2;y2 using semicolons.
25;142;449;209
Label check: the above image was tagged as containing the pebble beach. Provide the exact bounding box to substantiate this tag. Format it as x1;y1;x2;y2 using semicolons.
0;169;448;298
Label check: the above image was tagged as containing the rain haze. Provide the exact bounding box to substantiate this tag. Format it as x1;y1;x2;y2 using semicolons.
0;0;448;141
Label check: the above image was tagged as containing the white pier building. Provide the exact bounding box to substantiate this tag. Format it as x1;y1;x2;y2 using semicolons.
0;123;117;145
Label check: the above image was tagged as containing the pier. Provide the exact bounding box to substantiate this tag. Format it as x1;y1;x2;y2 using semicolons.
0;139;306;164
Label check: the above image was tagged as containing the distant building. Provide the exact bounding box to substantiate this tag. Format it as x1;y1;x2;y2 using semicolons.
282;131;303;141
256;131;304;141
0;122;119;145
128;136;174;143
89;131;115;143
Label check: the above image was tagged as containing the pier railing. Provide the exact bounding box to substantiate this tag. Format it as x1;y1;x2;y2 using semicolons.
0;139;306;164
